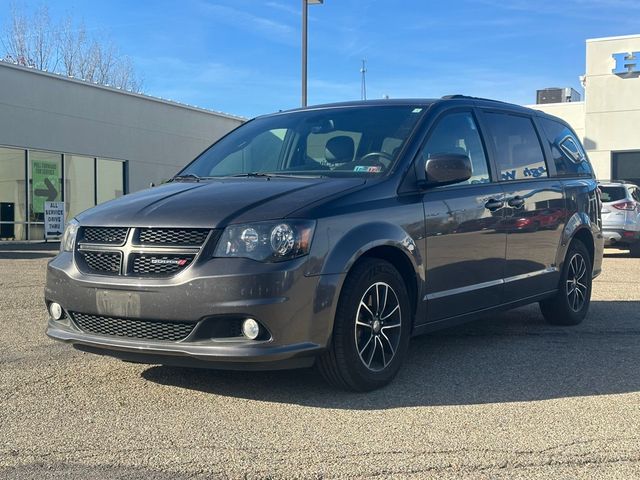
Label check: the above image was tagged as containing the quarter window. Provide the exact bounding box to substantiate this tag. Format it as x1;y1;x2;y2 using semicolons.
540;118;592;177
420;112;490;186
484;113;548;181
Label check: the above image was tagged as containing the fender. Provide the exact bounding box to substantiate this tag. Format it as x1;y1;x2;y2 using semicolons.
311;221;423;278
556;211;594;268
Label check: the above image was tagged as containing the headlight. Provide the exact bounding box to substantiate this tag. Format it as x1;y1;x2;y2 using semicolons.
214;220;315;262
60;219;80;252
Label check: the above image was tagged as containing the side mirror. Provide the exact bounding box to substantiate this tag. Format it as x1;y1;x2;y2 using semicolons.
423;153;472;187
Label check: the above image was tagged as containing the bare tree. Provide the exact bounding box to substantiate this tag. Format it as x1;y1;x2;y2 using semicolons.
1;4;143;92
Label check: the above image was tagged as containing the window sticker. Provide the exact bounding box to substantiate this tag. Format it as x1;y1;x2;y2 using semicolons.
354;165;382;173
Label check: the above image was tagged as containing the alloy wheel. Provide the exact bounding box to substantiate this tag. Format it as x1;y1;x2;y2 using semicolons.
354;282;402;372
566;253;588;312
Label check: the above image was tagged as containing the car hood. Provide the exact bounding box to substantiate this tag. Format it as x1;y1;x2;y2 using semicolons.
76;177;366;228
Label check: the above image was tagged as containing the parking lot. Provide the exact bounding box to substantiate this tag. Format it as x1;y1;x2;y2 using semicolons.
1;247;639;479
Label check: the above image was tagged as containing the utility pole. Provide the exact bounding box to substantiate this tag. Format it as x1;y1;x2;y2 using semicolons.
360;59;367;100
301;0;324;107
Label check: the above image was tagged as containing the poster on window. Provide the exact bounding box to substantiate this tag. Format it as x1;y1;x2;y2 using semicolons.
32;160;61;214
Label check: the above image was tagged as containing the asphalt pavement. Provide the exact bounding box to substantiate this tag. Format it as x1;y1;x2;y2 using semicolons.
1;249;639;479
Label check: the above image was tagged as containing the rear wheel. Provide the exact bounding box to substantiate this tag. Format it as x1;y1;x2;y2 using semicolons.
317;258;411;391
539;240;592;325
629;241;640;258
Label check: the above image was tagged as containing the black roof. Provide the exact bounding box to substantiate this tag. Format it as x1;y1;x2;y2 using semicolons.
260;95;569;127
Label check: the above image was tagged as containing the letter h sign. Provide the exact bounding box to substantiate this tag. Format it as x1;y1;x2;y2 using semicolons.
612;52;639;75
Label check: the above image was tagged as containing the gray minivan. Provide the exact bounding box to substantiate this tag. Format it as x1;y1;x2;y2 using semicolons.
45;96;604;391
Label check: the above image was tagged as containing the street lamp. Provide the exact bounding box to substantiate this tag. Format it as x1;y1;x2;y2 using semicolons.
302;0;323;107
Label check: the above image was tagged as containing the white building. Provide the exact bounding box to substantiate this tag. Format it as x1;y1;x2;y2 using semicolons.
0;61;244;241
529;34;640;186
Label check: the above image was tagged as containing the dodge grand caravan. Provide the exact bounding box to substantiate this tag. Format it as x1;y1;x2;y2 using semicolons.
45;96;604;391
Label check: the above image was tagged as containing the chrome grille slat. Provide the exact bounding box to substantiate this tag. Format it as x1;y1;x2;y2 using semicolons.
70;312;194;341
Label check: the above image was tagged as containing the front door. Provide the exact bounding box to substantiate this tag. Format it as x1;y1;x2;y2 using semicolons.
420;110;507;321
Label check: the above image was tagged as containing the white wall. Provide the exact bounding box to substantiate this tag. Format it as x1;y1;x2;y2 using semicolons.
0;62;244;193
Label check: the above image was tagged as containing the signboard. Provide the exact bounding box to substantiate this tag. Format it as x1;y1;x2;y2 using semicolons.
612;52;639;75
44;202;65;239
32;160;60;214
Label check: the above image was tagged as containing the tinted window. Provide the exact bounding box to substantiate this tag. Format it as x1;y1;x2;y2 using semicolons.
421;112;490;186
540;118;592;177
631;187;640;202
484;113;547;181
600;186;627;202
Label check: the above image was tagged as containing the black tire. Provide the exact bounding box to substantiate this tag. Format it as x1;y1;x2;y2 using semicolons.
629;241;640;258
317;258;412;391
539;240;592;325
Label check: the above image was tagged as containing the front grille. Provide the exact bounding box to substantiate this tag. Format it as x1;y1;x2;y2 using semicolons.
79;251;121;274
130;254;194;276
74;227;218;278
137;228;210;246
71;312;195;341
82;227;128;245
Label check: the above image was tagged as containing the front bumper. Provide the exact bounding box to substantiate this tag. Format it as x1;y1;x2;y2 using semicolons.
45;252;344;369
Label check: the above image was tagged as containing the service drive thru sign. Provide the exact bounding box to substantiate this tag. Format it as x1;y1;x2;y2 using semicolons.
44;202;65;239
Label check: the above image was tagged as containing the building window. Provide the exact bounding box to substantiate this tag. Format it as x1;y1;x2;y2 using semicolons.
612;151;640;186
29;150;62;240
65;155;96;219
0;147;27;240
97;158;126;204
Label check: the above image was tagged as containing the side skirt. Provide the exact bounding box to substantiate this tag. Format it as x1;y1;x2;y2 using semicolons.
411;290;557;337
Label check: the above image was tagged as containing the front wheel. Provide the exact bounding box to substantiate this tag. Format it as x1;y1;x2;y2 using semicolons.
317;258;412;391
539;240;592;325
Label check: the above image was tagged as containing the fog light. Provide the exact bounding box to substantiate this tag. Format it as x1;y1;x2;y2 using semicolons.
242;318;260;340
49;302;63;320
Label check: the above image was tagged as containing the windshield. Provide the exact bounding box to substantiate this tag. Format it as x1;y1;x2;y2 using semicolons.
178;105;425;179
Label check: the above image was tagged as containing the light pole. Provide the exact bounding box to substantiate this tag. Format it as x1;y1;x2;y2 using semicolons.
302;0;323;107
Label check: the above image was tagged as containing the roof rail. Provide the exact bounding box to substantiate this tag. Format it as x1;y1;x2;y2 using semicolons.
441;94;511;104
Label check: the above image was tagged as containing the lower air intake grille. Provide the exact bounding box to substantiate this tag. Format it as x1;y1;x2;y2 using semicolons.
80;251;121;274
130;254;194;276
71;312;195;341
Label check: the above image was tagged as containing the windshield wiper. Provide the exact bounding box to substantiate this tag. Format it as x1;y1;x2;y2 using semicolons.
232;172;273;178
172;173;203;182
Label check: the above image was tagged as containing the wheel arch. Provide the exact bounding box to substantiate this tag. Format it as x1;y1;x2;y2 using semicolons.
314;221;424;336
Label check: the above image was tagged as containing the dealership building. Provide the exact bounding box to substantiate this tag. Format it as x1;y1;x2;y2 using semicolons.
530;34;640;186
0;61;243;241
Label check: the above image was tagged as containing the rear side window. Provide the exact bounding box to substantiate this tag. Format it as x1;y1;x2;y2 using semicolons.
540;118;593;177
484;113;547;181
600;186;627;202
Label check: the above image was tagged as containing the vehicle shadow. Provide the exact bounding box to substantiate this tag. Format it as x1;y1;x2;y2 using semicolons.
141;300;640;409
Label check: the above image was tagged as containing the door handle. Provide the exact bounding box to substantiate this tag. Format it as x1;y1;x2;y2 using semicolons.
484;199;504;211
508;196;525;208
